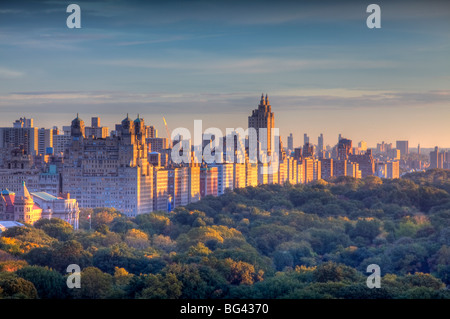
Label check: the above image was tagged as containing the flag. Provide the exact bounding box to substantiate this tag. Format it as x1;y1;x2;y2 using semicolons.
87;214;91;219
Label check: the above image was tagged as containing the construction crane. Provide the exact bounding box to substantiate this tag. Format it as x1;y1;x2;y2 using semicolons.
163;117;172;148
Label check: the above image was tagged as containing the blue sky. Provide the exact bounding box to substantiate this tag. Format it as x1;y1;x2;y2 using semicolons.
0;0;449;148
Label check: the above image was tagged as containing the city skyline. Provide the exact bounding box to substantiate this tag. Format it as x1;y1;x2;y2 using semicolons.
1;0;450;148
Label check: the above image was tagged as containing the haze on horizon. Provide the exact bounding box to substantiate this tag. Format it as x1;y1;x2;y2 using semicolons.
0;0;449;148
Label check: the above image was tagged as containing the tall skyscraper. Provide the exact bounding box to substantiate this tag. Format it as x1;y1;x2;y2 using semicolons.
248;94;275;156
304;133;310;145
287;133;294;151
317;133;324;152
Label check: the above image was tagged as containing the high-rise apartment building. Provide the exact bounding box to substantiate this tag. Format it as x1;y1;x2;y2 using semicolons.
61;114;153;217
429;146;443;169
320;158;333;180
37;128;53;155
348;150;375;178
0;120;38;156
248;94;275;156
396;140;409;156
168;167;189;209
337;138;352;160
200;166;218;198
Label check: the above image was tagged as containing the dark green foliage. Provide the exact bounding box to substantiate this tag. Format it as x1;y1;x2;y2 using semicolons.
16;266;67;299
1;169;450;299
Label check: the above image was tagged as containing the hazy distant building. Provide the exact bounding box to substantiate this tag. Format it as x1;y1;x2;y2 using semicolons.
302;143;315;158
348;150;375;178
337;138;352;161
317;134;324;153
429;146;443;169
387;161;400;179
304;133;310;145
320;158;333;180
334;160;347;177
85;117;108;139
287;133;294;151
0;121;38;156
38;128;53;156
358;141;367;152
396;140;409;156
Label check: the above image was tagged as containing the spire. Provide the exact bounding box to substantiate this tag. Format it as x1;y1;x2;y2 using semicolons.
265;94;269;105
16;181;32;203
22;181;31;199
260;93;265;105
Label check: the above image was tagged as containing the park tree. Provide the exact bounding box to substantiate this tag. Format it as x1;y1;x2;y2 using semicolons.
16;265;67;299
0;273;38;299
34;218;74;241
71;267;114;299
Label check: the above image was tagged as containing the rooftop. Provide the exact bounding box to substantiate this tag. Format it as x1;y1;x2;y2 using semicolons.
31;192;59;201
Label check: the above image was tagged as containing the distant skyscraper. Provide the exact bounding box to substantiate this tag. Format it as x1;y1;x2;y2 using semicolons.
304;133;309;145
396;140;409;156
317;134;324;152
248;94;275;156
0;119;38;156
302;142;314;158
358;141;367;151
418;144;421;155
337;138;352;160
287;133;294;151
429;146;442;169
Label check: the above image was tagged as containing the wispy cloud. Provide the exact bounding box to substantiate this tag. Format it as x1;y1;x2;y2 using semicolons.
97;57;396;74
0;67;24;79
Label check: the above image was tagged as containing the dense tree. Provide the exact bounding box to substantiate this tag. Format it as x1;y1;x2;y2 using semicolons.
0;272;38;299
2;170;450;299
71;267;114;299
34;218;74;241
16;266;67;299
